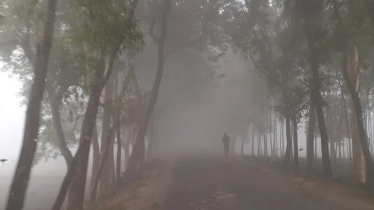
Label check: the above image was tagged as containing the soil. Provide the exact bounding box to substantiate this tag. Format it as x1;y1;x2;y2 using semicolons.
95;156;374;210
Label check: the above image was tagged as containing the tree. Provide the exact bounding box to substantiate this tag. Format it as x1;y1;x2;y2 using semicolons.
5;0;59;209
126;0;171;177
331;0;374;185
51;0;143;209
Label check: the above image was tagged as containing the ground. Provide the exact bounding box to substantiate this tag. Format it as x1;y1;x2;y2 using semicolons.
96;156;374;210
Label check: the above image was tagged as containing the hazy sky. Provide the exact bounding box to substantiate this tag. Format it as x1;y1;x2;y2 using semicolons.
0;71;67;177
0;72;25;161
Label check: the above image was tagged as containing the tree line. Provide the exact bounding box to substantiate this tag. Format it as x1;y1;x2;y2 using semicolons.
2;0;374;210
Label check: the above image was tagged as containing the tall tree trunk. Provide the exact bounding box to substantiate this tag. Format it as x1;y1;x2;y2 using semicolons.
343;42;374;185
283;116;292;167
64;57;106;210
252;122;255;156
126;0;171;176
5;0;57;209
99;71;116;197
53;58;104;210
241;130;245;156
258;128;262;156
46;85;73;168
145;115;154;161
305;18;333;179
123;127;130;167
90;116;119;204
90;123;100;191
273;111;277;157
281;120;285;157
343;95;353;166
263;110;268;157
332;0;374;185
116;119;122;184
292;115;299;174
269;109;273;157
338;100;344;165
306;97;316;176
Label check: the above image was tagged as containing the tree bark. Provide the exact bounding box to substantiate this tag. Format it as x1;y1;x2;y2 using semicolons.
305;18;333;179
99;71;116;197
46;85;73;168
241;131;245;156
252;122;255;156
116;119;122;184
122;127;130;168
343;95;353;166
306;96;316;177
90;115;119;204
146;115;155;160
292;115;299;174
126;0;171;177
343;42;374;185
90;123;100;191
5;0;58;209
283;116;292;167
64;58;105;210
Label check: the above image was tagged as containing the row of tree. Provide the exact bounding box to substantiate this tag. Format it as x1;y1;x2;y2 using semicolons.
227;0;374;187
3;0;374;210
0;0;242;209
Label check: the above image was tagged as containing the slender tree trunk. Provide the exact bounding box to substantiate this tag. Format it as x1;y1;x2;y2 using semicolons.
292;115;299;174
252;122;255;156
90;123;100;191
306;97;316;177
5;0;57;209
283;116;292;167
274;111;277;157
314;132;318;159
90;115;120;204
343;95;353;166
124;127;130;167
99;71;115;197
269;109;273;157
116;119;122;184
257;126;261;156
241;130;245;156
146;115;154;160
54;60;105;210
305;18;333;179
46;85;73;168
281;120;285;157
126;0;171;176
338;101;344;165
343;43;374;185
263;109;268;157
369;110;374;155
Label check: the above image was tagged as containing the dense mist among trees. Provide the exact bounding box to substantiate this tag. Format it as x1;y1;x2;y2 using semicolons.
2;0;374;210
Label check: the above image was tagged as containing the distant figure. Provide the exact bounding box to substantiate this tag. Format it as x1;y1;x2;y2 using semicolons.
222;133;230;158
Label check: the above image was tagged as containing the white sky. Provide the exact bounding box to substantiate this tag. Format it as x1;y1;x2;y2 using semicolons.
0;72;25;161
0;71;67;177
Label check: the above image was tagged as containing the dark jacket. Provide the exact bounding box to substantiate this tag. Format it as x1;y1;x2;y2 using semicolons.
222;135;230;147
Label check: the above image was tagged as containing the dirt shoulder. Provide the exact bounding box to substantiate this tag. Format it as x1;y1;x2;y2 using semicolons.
244;157;374;210
91;163;166;210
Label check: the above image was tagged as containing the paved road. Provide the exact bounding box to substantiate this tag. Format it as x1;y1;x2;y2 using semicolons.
162;157;374;210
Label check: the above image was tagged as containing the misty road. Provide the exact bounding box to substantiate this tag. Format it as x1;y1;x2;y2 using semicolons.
162;157;374;210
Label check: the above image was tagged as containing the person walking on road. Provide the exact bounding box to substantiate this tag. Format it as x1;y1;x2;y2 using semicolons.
222;132;230;158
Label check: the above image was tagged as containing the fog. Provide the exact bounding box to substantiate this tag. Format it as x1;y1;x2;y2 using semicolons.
2;0;373;210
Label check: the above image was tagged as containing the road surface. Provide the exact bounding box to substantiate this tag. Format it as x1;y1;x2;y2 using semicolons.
161;156;374;210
